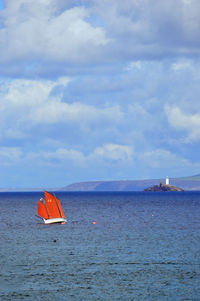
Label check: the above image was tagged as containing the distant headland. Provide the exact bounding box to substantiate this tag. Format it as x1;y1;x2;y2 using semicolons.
1;174;200;192
59;174;200;192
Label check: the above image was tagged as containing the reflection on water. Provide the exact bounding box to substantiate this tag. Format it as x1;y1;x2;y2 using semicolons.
0;191;200;300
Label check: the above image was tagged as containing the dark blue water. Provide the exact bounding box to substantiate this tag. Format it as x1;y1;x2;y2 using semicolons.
0;191;200;300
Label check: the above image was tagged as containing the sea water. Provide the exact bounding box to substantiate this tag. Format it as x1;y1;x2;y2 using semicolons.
0;191;200;300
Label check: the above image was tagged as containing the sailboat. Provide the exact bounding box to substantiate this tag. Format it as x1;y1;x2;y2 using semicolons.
37;191;67;224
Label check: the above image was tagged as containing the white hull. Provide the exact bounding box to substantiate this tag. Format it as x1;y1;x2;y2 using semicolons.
43;217;67;224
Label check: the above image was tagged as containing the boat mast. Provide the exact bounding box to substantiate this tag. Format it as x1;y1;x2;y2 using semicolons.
53;192;63;218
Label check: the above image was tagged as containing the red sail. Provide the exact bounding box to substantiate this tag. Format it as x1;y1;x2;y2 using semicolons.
38;200;49;219
44;191;65;219
55;197;66;218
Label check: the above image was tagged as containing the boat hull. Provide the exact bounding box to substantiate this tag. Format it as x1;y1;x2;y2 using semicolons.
43;217;67;224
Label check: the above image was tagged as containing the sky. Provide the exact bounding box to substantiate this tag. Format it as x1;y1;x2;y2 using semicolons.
0;0;200;189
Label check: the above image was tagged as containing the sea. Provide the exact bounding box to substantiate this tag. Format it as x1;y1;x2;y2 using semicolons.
0;191;200;301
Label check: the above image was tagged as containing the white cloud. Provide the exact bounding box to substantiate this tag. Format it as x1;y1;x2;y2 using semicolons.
2;79;59;106
0;0;199;75
0;147;22;166
92;0;200;59
182;0;192;4
27;143;133;166
93;144;133;162
125;61;142;71
26;147;87;168
139;148;190;169
33;101;123;126
138;147;200;179
172;61;192;71
0;1;108;64
0;1;200;187
165;105;200;142
3;143;133;170
0;77;69;139
0;78;124;139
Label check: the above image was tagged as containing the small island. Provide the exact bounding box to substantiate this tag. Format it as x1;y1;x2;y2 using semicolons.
144;180;184;192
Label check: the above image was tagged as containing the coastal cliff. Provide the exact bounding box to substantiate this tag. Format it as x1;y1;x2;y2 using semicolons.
144;182;184;192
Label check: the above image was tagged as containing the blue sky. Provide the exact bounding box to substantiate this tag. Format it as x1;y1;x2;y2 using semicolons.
0;0;200;189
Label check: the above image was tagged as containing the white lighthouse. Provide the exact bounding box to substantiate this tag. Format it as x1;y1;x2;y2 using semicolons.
166;176;169;185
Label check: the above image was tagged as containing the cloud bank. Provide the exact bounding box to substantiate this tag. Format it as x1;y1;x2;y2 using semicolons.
0;0;200;188
0;0;200;75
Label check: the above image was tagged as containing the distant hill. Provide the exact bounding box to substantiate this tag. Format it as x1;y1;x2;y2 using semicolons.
61;175;200;191
1;175;200;192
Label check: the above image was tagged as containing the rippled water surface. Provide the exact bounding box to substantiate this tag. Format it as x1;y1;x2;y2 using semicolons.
0;191;200;300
